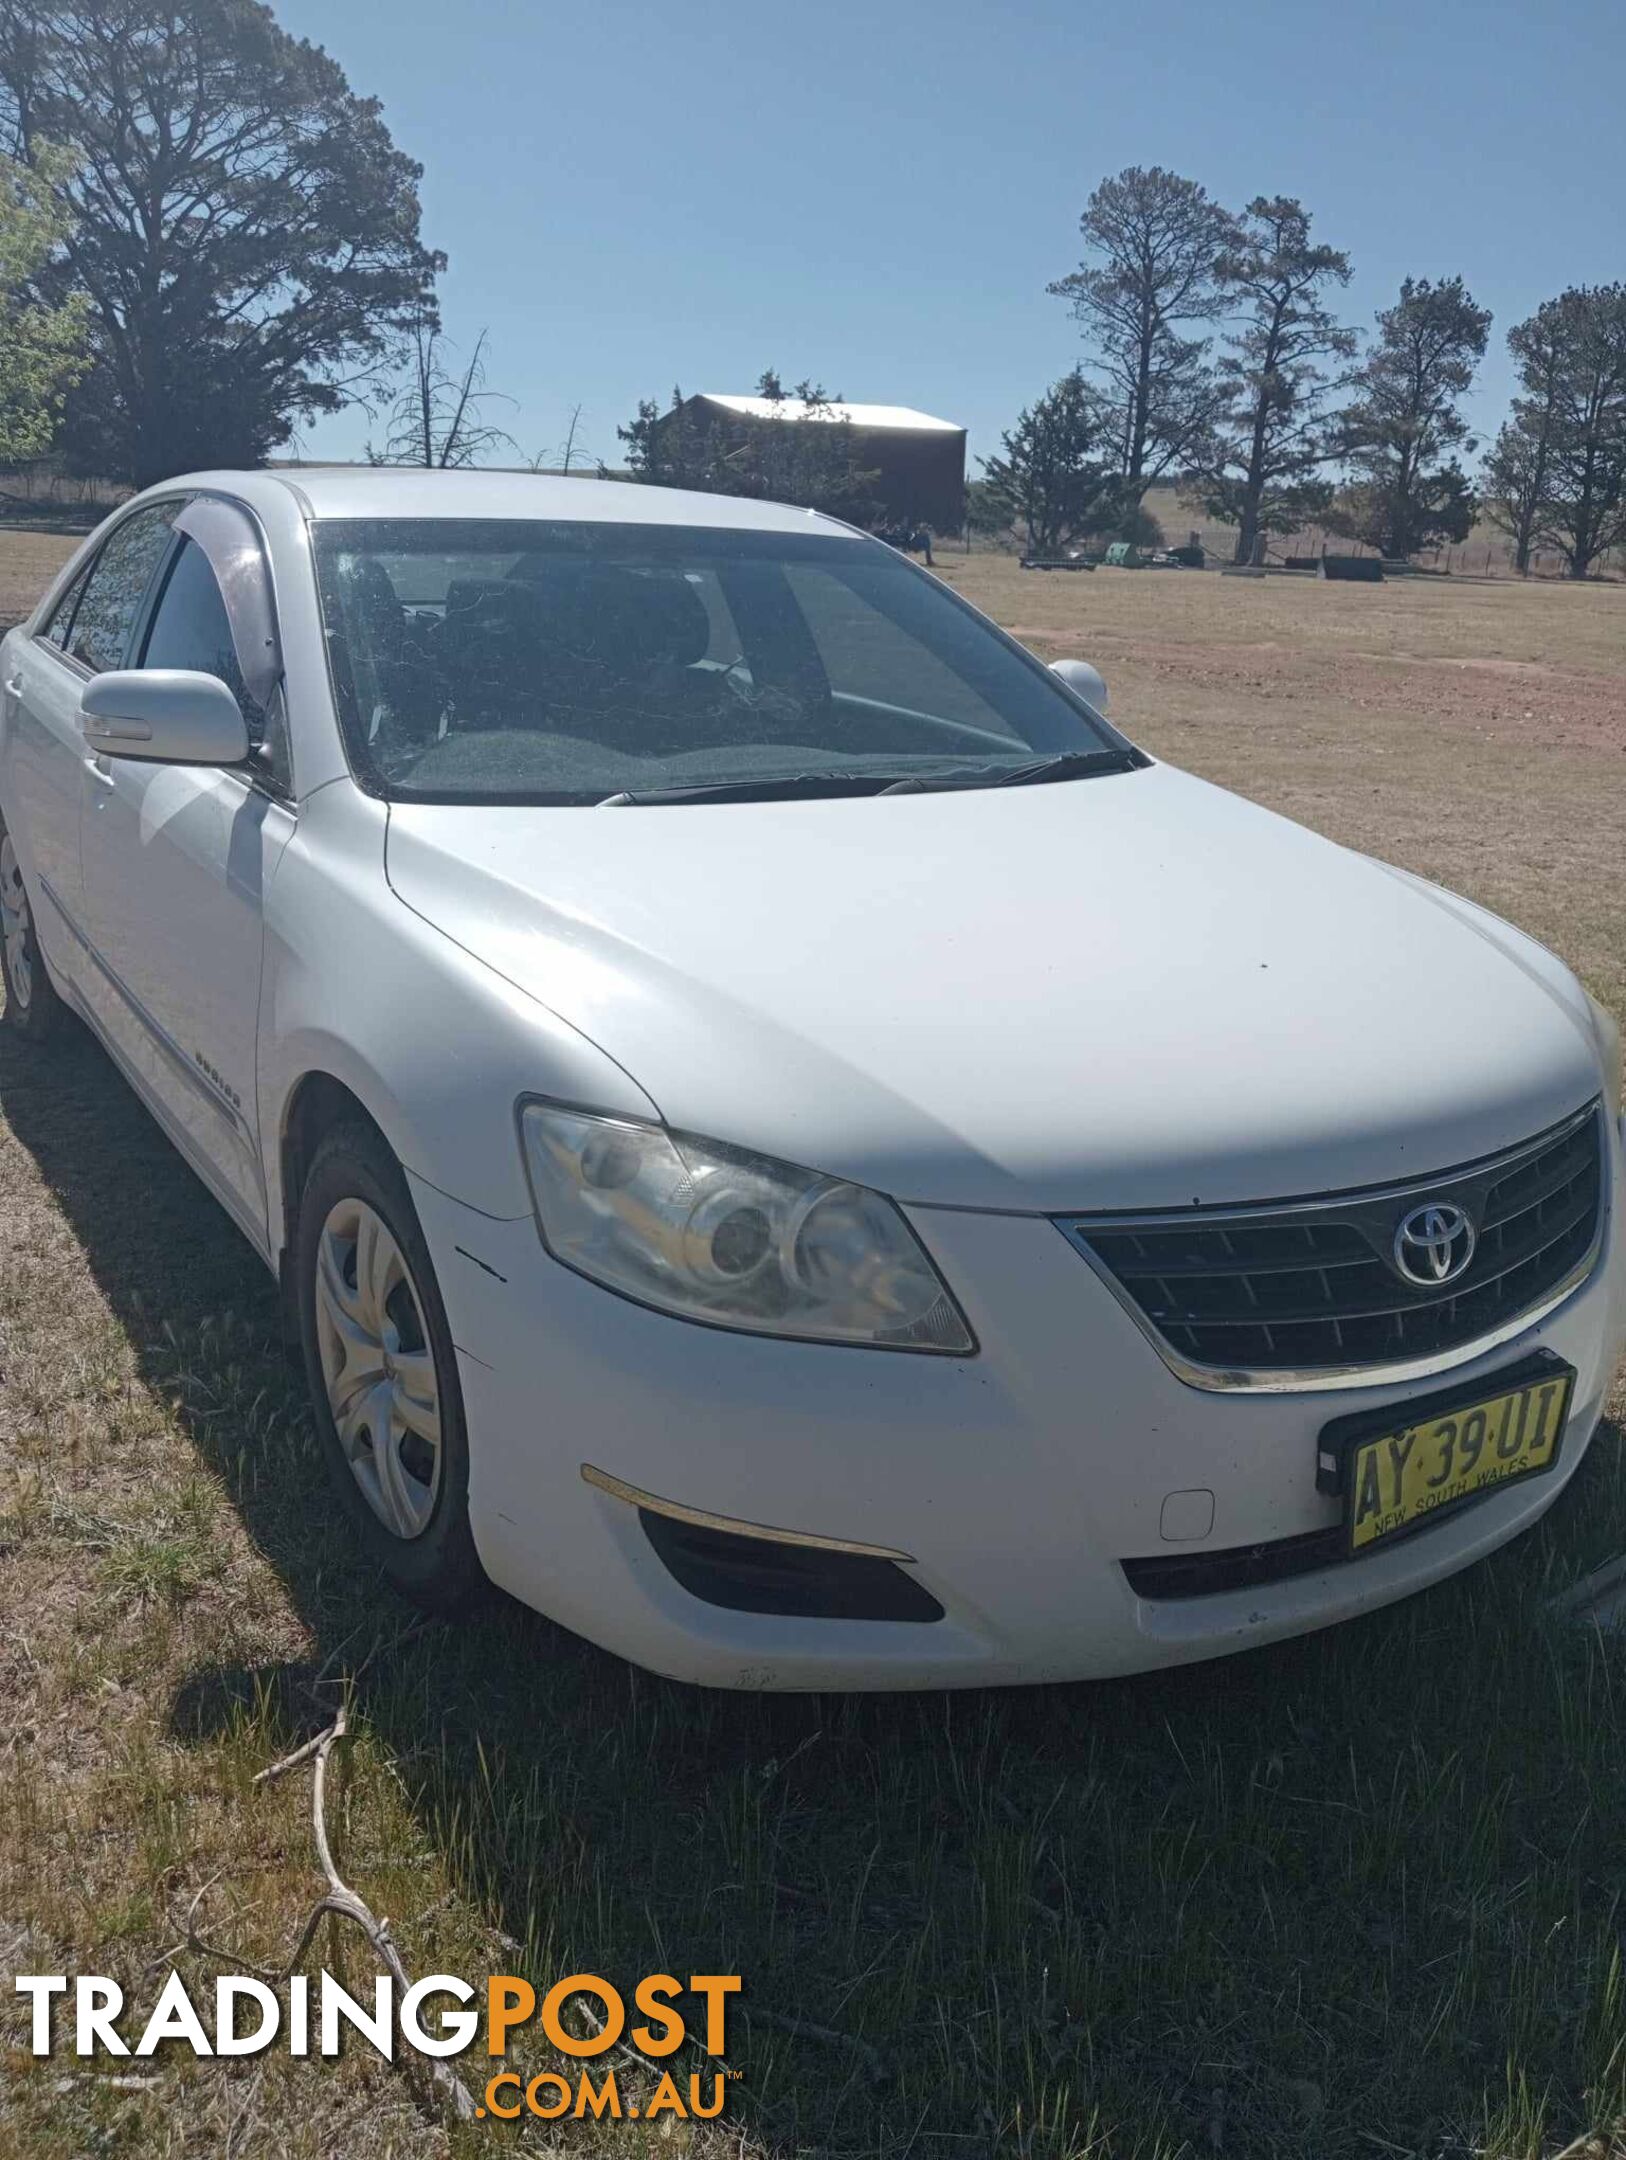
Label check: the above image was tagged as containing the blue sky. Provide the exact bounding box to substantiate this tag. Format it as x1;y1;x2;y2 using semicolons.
272;0;1626;474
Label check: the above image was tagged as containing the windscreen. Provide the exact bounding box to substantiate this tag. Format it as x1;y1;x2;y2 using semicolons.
312;518;1119;804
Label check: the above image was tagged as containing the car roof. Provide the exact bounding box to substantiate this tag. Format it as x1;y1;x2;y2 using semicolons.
148;465;860;537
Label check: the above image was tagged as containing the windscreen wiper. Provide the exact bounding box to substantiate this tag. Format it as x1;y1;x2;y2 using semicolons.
879;748;1139;794
597;772;905;806
990;747;1140;786
597;748;1140;806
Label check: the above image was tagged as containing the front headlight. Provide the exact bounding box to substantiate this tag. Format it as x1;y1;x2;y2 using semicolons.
519;1102;975;1352
1586;992;1622;1115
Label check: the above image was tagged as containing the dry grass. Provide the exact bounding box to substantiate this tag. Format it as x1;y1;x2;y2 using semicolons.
936;556;1626;1021
0;529;76;625
1;536;1624;2159
949;548;1626;671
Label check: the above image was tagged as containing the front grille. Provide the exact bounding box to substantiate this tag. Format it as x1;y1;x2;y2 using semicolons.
1059;1104;1602;1380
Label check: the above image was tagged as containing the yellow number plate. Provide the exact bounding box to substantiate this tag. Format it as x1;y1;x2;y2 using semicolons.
1339;1363;1574;1554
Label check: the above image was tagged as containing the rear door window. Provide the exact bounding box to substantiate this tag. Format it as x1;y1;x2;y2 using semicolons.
66;503;179;673
40;558;96;651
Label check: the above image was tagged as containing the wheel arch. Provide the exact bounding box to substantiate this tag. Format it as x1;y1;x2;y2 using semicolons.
283;1061;487;1610
273;1064;400;1283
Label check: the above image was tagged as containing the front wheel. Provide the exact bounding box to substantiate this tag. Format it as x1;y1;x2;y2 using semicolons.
0;821;65;1041
295;1121;485;1611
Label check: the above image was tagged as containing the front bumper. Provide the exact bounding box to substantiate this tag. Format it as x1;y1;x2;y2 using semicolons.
409;1111;1626;1690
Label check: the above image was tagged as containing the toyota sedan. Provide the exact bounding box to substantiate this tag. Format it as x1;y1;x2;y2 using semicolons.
1;469;1621;1689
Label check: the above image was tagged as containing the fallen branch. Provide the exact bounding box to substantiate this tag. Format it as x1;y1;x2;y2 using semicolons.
1544;2132;1614;2160
746;2005;889;2084
176;1701;477;2125
1548;1554;1626;1628
251;1729;328;1786
572;1991;687;2085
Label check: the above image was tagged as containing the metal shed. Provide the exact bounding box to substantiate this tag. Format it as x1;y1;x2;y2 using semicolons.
662;394;967;532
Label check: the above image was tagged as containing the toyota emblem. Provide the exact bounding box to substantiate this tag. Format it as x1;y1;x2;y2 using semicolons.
1393;1202;1477;1287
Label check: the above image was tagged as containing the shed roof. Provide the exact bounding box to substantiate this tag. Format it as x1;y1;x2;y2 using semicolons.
693;394;962;433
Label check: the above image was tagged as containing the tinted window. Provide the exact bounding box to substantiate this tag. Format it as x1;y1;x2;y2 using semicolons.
139;535;279;781
68;503;178;672
41;558;95;650
783;563;1022;741
141;539;247;700
313;518;1116;805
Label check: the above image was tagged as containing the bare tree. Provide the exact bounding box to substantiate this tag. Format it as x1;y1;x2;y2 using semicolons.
1048;166;1235;504
368;317;514;468
557;402;589;473
530;402;593;474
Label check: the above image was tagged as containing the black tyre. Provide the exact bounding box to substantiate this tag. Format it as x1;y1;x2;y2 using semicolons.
0;818;66;1042
295;1120;485;1611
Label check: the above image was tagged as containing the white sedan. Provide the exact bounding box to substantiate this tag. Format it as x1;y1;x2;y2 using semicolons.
1;469;1621;1689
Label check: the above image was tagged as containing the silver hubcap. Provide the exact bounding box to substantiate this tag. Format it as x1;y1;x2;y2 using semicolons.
1;834;33;1010
313;1198;442;1540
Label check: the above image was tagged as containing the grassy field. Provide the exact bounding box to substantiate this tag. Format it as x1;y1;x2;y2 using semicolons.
934;558;1626;1024
2;537;1625;2160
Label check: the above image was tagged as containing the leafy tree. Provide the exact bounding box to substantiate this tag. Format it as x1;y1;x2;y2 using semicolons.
0;140;85;461
1488;286;1626;580
367;316;514;468
0;0;441;486
1540;286;1626;579
618;372;881;522
1482;422;1551;575
1322;471;1478;558
1482;300;1568;573
1200;197;1356;564
615;386;683;481
979;370;1122;554
1335;276;1491;557
1047;166;1234;502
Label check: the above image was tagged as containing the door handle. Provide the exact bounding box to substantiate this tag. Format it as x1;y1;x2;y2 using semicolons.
84;753;116;791
3;674;21;699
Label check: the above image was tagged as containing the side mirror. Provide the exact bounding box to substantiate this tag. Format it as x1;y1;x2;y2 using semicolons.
1049;657;1109;714
81;670;249;767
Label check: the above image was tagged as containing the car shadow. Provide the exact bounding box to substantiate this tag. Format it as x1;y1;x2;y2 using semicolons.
5;1014;1624;2157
